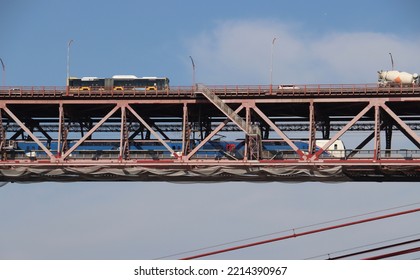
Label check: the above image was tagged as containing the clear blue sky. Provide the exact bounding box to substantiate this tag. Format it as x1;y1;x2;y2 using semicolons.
1;0;420;260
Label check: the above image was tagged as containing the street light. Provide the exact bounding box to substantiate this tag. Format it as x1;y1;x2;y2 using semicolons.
67;39;74;85
189;55;196;90
270;37;277;94
389;52;394;70
270;37;277;88
0;58;5;87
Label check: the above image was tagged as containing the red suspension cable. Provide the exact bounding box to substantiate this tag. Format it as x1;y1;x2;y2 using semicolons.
329;238;420;260
363;247;420;260
181;207;420;260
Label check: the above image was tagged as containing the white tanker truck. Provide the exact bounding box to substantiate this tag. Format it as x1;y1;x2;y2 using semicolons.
378;70;419;87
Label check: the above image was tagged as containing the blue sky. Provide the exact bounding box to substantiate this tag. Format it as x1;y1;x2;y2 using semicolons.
1;0;419;86
1;0;420;259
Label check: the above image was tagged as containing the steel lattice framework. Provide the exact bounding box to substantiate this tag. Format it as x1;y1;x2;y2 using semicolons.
1;84;420;182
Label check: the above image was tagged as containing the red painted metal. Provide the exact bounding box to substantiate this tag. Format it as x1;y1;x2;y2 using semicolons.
181;208;420;260
2;106;55;160
313;102;373;160
253;105;305;159
363;247;420;260
186;106;244;160
1;84;420;182
329;238;420;260
1;84;420;98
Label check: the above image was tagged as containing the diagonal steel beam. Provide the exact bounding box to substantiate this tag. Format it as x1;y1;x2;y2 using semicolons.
313;102;373;159
186;105;244;160
2;106;55;160
62;105;120;159
347;122;388;158
126;104;176;156
381;102;420;148
252;105;305;159
197;84;250;134
33;121;52;141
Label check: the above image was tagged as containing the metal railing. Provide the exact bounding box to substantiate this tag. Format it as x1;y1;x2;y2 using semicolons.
1;84;419;99
207;83;420;97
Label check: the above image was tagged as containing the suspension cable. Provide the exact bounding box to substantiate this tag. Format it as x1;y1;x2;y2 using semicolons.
306;232;420;259
363;247;420;260
181;207;420;260
328;238;420;260
157;202;420;259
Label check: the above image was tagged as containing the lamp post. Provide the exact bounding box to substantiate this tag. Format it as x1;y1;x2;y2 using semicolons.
67;39;74;85
270;37;277;94
0;58;5;87
189;56;196;91
389;52;394;70
270;37;277;91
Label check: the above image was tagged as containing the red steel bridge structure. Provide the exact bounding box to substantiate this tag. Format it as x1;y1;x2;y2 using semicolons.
1;83;420;182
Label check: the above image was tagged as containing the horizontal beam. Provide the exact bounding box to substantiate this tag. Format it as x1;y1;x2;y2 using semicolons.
4;122;420;133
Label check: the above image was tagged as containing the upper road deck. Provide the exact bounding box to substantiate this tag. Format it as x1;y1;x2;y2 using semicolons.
1;84;420;99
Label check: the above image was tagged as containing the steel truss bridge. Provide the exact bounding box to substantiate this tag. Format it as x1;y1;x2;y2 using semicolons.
1;83;420;182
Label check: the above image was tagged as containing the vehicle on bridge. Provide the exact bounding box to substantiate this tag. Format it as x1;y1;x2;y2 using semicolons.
278;84;300;90
8;139;345;160
68;75;170;91
378;70;419;87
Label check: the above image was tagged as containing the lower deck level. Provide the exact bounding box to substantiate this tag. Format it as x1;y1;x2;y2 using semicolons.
2;159;420;182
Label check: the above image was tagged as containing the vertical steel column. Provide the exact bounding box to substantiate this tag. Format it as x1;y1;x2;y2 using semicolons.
385;124;392;157
373;105;381;161
247;135;260;160
57;103;68;158
322;120;330;139
244;106;250;160
119;105;124;160
182;102;191;156
308;101;316;155
246;104;261;160
119;105;129;161
57;104;62;157
0;108;5;160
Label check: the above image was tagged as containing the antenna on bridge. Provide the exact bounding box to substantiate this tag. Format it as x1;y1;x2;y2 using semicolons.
389;52;394;70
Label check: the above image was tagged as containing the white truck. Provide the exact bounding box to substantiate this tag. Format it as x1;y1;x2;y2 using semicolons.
378;70;419;87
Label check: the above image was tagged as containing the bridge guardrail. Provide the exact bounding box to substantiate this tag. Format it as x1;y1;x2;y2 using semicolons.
0;84;419;98
207;83;420;96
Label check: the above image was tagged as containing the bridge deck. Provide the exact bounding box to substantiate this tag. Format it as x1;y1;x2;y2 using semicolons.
1;84;420;182
1;84;419;99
